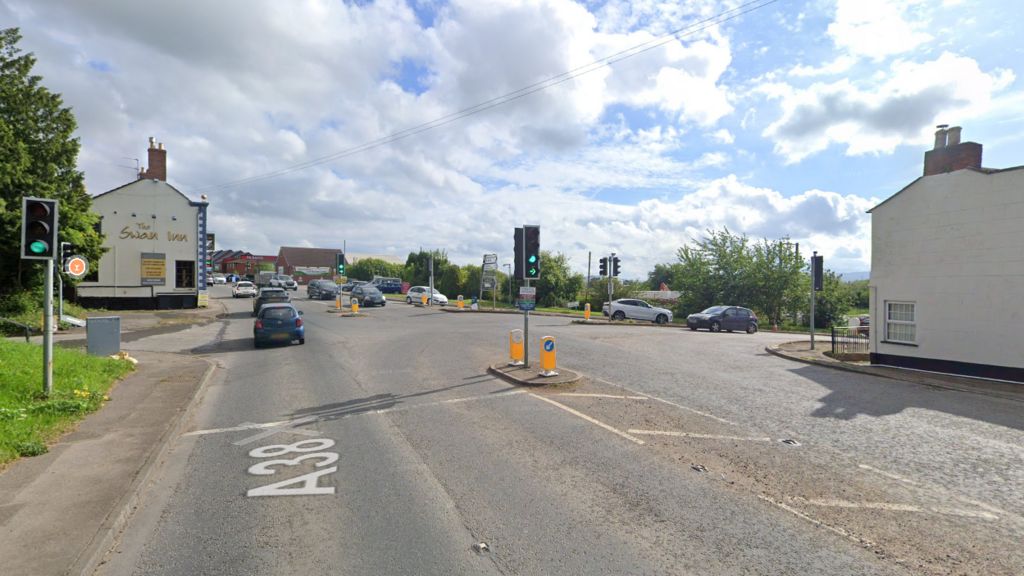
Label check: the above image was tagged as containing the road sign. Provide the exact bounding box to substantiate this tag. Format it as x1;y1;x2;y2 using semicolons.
483;262;498;271
483;253;498;264
65;256;89;279
518;286;536;311
482;277;496;289
539;336;558;376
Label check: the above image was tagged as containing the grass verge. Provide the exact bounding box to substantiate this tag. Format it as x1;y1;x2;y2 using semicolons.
0;339;134;466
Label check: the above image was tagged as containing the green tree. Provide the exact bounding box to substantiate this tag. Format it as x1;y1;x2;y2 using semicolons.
846;279;869;309
813;270;853;328
403;249;450;287
0;28;104;299
348;257;402;281
534;251;583;307
436;264;465;297
748;237;804;326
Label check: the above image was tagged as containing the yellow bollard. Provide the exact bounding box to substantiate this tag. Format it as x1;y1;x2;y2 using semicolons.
350;297;360;314
539;335;558;377
508;329;524;366
584;303;591;321
457;295;464;309
335;294;341;309
421;293;428;306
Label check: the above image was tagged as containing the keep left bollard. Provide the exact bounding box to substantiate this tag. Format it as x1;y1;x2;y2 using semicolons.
584;303;591;321
457;295;465;309
350;297;360;314
539;335;558;377
508;329;524;366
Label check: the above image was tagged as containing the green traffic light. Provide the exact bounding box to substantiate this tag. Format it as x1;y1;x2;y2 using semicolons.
29;240;48;254
528;255;536;263
529;267;537;276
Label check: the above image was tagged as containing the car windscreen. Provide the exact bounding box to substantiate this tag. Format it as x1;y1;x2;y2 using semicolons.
261;307;295;320
701;306;726;314
363;287;382;295
261;290;286;297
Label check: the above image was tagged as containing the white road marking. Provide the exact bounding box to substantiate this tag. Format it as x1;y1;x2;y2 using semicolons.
556;393;649;400
591;377;739;426
856;463;919;486
185;389;527;438
788;496;999;521
857;463;1011;519
758;495;874;547
529;393;645;445
627;429;772;442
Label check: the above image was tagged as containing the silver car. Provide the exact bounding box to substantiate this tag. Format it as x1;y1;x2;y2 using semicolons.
604;298;673;324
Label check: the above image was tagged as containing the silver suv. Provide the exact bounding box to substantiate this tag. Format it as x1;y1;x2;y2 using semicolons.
603;299;673;324
269;274;298;291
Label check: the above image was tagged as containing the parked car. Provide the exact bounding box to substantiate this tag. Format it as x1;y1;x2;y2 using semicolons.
253;287;291;316
269;274;298;291
213;274;227;284
233;281;257;298
340;280;367;292
686;306;758;333
351;284;386;307
405;286;448;306
307;279;340;300
370;276;403;294
602;299;672;324
253;303;304;347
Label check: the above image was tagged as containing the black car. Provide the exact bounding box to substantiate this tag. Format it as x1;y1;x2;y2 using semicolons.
307;279;340;300
686;306;758;333
351;284;386;307
252;287;291;316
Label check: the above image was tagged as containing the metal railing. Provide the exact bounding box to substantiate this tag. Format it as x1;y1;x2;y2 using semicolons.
831;325;869;355
0;317;36;342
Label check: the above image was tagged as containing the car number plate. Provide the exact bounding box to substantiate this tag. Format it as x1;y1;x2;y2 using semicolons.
271;333;289;340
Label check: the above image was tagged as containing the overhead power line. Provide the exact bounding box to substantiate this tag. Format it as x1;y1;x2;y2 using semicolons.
197;0;780;192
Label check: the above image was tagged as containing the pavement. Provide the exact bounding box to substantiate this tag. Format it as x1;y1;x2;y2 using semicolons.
0;302;224;576
767;339;1024;402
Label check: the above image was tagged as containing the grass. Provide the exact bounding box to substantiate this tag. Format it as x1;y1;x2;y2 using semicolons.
0;339;134;466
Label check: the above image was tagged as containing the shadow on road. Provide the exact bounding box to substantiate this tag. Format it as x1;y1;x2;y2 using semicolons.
792;364;1024;431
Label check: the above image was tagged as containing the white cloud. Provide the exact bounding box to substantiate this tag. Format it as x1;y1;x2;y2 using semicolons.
827;0;933;60
709;128;734;144
760;53;1015;163
788;56;856;78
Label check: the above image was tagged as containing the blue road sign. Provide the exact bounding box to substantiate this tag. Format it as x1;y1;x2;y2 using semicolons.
544;340;554;352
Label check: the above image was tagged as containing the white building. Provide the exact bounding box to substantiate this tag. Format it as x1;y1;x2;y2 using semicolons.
868;126;1024;382
76;138;210;309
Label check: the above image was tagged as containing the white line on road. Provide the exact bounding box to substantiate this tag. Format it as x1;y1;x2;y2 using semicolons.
787;496;1000;521
529;393;645;445
590;377;739;426
555;393;649;400
757;495;874;547
627;429;772;442
857;463;1011;519
185;389;527;438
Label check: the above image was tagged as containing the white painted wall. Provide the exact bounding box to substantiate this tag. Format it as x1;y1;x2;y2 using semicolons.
870;168;1024;369
77;179;200;299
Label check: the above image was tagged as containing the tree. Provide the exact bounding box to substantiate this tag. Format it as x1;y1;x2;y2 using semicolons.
846;279;869;309
0;28;104;300
403;250;450;287
436;264;465;297
533;251;583;307
813;270;853;328
348;257;402;281
748;237;804;326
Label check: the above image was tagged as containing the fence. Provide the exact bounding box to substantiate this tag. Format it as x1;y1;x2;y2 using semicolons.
831;325;869;356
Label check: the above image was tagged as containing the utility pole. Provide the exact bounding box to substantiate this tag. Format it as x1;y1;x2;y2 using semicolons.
810;251;817;350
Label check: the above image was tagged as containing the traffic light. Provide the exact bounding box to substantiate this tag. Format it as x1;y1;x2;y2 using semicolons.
336;252;346;276
513;227;524;280
523;225;540;279
21;197;59;260
598;257;608;277
812;254;823;291
612;256;621;277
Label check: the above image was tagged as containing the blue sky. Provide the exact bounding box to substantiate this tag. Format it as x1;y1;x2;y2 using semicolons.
3;0;1022;277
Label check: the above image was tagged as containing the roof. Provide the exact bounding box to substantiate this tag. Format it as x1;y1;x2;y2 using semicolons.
868;164;1024;214
276;246;342;267
92;178;207;207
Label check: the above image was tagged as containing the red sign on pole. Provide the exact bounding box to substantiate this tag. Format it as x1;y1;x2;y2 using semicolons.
65;255;88;279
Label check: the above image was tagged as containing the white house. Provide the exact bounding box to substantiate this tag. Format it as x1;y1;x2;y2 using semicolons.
868;126;1024;382
76;138;210;309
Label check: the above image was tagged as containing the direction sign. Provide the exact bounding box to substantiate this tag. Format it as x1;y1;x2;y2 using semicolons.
65;255;89;279
483;262;498;271
483;253;498;264
518;286;536;311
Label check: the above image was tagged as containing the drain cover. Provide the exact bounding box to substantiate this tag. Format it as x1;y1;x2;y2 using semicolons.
691;464;708;472
472;542;490;554
780;438;800;446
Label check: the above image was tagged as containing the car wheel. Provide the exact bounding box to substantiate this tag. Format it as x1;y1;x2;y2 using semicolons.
406;297;412;304
612;311;625;321
710;321;721;332
254;340;262;349
299;338;305;345
747;323;758;334
689;326;697;331
655;314;668;325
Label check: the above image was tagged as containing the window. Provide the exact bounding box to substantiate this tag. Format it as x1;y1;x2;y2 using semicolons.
737;309;750;318
885;302;916;344
175;260;195;288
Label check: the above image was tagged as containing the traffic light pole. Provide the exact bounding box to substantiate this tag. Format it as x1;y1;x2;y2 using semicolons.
810;251;816;351
43;260;54;395
523;279;530;368
607;252;615;305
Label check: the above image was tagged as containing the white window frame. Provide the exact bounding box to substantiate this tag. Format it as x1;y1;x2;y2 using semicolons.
884;301;916;344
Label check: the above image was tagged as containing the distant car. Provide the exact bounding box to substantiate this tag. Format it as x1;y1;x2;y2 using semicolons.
307;279;340;300
269;274;298;291
351;284;386;307
602;299;672;324
686;306;758;333
405;286;448;306
253;303;304;347
253;287;291;316
340;280;367;292
213;275;227;285
205;275;215;286
232;281;257;298
370;277;403;294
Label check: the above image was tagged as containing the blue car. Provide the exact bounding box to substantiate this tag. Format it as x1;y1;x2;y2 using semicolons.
254;303;305;347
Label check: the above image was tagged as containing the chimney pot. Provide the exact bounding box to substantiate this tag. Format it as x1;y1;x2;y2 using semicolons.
148;136;156;148
947;126;962;146
933;125;949;149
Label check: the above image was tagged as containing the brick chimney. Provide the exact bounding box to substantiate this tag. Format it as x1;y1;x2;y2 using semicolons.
923;125;981;176
139;137;167;181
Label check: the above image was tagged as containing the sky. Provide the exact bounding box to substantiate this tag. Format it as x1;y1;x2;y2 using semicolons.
3;0;1022;278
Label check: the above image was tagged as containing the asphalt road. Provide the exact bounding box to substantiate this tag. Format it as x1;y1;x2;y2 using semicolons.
94;286;1024;576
